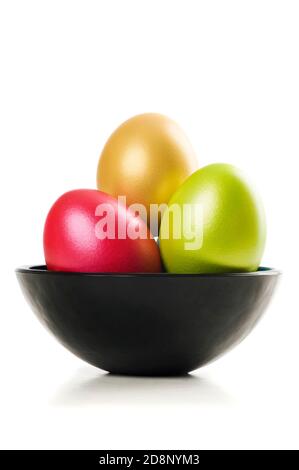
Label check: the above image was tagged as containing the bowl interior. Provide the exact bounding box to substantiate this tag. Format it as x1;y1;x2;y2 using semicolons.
16;265;278;276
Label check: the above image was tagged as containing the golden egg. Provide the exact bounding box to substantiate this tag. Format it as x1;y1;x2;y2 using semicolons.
97;113;197;230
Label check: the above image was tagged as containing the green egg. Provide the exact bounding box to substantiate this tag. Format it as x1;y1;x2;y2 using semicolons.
159;163;266;274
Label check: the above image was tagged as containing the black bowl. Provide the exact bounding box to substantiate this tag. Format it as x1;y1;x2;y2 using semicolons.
16;266;280;376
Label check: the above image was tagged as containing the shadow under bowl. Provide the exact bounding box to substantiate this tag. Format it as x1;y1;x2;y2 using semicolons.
16;266;280;376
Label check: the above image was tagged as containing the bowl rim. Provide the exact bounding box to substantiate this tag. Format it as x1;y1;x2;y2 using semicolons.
15;265;281;278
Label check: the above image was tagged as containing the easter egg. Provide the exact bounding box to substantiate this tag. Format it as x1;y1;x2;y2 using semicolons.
159;163;266;274
97;113;197;232
44;189;162;273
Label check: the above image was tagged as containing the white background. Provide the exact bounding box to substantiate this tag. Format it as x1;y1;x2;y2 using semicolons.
0;0;298;450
